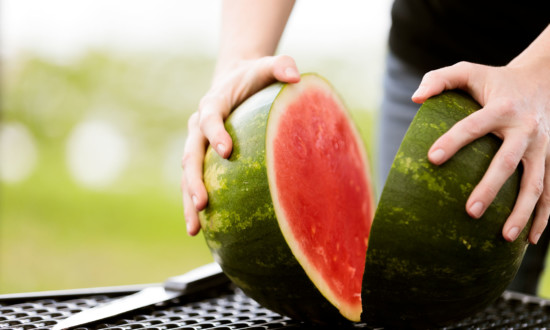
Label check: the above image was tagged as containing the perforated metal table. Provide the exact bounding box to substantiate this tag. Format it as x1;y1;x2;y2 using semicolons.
1;283;549;329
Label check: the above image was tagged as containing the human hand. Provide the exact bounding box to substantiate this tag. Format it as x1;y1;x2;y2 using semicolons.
411;57;550;245
181;55;300;236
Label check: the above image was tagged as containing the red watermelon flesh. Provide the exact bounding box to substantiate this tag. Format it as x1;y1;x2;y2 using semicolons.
266;76;374;321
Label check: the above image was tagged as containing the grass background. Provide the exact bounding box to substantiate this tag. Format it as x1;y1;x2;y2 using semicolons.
1;53;217;292
1;51;549;298
0;51;378;293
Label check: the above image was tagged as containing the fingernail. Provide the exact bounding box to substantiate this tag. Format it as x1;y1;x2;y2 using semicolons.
412;86;426;99
216;143;226;156
192;195;199;208
429;148;445;164
507;226;520;241
285;67;299;80
469;201;484;218
533;233;541;244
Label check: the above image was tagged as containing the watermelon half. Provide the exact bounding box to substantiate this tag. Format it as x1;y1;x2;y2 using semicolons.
199;75;531;326
199;73;374;323
362;90;531;327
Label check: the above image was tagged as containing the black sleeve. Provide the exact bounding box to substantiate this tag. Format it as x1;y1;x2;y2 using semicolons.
389;0;550;74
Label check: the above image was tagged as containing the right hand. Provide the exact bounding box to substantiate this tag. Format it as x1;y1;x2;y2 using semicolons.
181;55;300;236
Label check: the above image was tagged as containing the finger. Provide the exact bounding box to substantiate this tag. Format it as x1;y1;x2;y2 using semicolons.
199;55;300;159
531;190;550;244
182;177;201;236
182;113;209;212
265;54;301;84
198;94;233;159
501;145;546;242
527;148;550;244
237;55;301;102
412;61;483;103
428;105;501;165
466;135;528;220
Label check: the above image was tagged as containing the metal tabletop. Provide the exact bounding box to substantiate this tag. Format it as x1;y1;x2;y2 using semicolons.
1;283;549;329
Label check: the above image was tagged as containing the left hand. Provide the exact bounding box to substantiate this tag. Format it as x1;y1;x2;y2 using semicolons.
411;57;550;244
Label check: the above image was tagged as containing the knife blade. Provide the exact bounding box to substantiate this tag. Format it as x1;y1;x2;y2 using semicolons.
52;262;229;330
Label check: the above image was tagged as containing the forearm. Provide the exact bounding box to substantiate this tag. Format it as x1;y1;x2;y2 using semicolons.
215;0;295;77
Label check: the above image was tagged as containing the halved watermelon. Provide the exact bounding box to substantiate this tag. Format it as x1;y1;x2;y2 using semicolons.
361;90;531;327
199;73;374;323
199;76;531;326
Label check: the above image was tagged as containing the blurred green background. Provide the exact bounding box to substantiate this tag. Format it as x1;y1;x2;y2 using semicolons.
1;52;217;292
1;51;380;293
1;0;388;293
2;0;549;298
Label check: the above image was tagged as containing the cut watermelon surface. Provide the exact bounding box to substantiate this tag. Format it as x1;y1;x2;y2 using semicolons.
200;74;374;323
267;77;374;321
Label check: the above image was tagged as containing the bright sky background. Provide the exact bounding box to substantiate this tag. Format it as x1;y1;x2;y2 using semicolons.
1;0;393;59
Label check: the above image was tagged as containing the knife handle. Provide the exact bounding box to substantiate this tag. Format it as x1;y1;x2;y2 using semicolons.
164;263;230;293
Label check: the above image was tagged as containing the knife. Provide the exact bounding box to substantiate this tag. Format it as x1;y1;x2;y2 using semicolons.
52;262;230;330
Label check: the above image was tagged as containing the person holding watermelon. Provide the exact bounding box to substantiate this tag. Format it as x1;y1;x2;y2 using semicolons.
181;1;550;295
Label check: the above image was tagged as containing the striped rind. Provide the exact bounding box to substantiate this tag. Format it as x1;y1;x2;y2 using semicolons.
199;75;352;324
361;90;531;327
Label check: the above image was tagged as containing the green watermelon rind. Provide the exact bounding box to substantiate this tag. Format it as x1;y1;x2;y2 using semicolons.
199;74;364;324
361;90;531;327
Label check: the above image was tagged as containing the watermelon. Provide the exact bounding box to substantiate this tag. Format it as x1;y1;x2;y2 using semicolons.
199;74;530;326
199;73;374;324
361;90;531;327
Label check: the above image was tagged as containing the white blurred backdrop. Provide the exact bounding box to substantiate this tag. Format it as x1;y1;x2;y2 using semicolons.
0;0;394;293
2;0;393;108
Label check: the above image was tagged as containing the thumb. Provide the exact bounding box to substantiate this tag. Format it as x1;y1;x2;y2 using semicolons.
249;55;301;94
270;55;301;83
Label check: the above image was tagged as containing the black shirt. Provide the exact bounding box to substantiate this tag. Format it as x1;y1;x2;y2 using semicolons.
389;0;550;74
